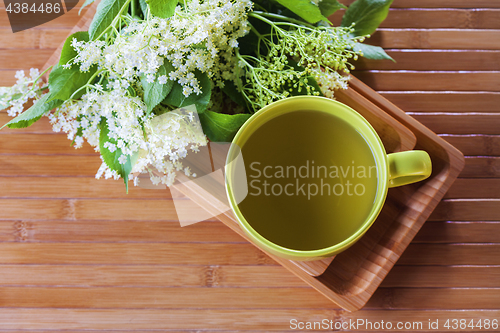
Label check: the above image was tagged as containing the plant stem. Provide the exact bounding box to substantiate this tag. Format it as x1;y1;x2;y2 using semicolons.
69;69;105;100
250;11;316;29
34;86;49;93
37;65;54;81
131;0;137;17
26;66;53;96
95;0;133;41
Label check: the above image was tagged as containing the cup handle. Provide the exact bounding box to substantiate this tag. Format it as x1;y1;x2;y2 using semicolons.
387;150;432;188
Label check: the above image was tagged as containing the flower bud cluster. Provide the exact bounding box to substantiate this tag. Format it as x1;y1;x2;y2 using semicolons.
237;14;364;111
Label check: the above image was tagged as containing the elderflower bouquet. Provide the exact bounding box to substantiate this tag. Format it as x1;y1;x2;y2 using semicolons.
0;0;393;191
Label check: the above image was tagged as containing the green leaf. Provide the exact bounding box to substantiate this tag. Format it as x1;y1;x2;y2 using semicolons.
99;118;138;192
89;0;129;40
341;0;393;36
139;0;148;16
319;0;347;17
79;0;96;14
354;43;395;61
199;111;251;142
59;31;89;67
274;0;329;24
222;80;247;108
146;0;176;18
48;64;97;101
140;60;174;115
1;94;63;129
162;70;211;113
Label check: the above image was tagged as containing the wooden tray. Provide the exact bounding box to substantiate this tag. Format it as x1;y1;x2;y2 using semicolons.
172;79;464;311
43;8;464;311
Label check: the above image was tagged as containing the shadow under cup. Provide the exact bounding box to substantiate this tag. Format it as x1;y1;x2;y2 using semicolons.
225;96;390;261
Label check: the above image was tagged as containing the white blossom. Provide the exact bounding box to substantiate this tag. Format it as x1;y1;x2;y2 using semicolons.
49;86;206;186
311;68;350;99
0;68;42;117
71;0;252;96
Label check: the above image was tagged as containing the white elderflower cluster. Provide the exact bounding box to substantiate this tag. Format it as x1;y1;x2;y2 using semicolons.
311;68;350;99
0;69;42;117
49;86;206;186
67;39;106;71
48;87;147;153
71;0;252;97
134;108;207;186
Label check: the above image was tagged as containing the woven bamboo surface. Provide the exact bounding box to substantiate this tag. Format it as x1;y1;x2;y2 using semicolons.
0;0;499;330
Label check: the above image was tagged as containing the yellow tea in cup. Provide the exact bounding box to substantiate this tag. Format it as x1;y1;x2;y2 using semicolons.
237;109;378;251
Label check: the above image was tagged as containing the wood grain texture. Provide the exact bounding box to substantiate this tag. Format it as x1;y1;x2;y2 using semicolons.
0;155;102;176
0;176;171;199
415;221;500;242
355;50;500;71
461;157;500;178
429;199;500;221
0;286;496;310
330;9;500;29
0;243;493;266
0;308;496;330
445;179;500;198
0;263;497;289
382;265;500;288
355;71;500;92
0;49;55;69
0;263;497;288
0;133;96;154
367;288;500;309
341;0;500;8
399;244;500;265
0;220;240;243
0;70;24;85
0;286;339;309
379;0;500;8
369;29;500;50
409;114;500;135
0;28;72;49
381;92;500;112
0;198;215;221
440;135;500;156
0;0;497;330
0;264;302;287
1;219;497;244
0;243;275;265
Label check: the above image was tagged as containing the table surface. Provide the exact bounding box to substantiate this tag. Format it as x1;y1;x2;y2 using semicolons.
0;0;499;331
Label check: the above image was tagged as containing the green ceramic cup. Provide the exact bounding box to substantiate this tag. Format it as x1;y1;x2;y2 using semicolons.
225;96;432;261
